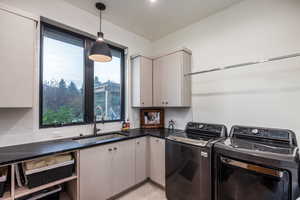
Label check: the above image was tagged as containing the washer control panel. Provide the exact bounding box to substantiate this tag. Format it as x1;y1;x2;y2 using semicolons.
186;122;227;137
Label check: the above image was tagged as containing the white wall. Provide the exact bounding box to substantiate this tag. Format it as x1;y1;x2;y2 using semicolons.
0;0;152;146
153;0;300;142
1;0;300;146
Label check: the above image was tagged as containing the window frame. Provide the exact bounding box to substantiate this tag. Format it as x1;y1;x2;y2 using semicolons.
39;22;125;128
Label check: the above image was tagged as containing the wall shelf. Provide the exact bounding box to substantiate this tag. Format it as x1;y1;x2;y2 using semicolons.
185;53;300;76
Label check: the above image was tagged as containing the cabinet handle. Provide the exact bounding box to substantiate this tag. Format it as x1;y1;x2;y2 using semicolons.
114;147;118;151
142;102;144;105
166;101;168;105
108;148;112;152
162;101;165;104
137;141;140;144
156;139;159;142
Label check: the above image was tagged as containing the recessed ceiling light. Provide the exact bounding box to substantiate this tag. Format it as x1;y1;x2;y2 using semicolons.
150;0;157;3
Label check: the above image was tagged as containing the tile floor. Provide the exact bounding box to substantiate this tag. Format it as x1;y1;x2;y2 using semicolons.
115;183;167;200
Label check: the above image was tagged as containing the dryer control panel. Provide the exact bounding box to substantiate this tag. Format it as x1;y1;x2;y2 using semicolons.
231;126;296;145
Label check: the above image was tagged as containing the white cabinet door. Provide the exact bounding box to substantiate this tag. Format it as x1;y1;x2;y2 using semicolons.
140;57;153;107
80;144;114;200
0;8;36;108
112;140;135;195
153;50;191;107
131;57;141;107
135;137;147;184
162;52;182;107
80;139;135;199
153;58;163;107
149;137;165;187
131;56;153;107
158;138;166;187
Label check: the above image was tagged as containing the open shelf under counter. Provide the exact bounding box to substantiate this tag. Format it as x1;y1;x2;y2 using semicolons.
60;191;72;200
14;175;77;199
1;191;12;200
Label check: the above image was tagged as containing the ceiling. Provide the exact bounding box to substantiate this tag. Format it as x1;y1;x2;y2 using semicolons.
63;0;243;41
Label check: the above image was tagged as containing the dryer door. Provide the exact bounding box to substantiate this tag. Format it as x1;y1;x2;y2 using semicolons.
216;156;290;200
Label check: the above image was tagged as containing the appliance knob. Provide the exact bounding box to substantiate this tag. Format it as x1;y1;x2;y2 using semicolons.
201;151;208;158
252;129;259;135
199;124;204;129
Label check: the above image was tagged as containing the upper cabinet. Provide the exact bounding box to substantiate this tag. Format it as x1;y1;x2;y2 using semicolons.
131;49;191;108
0;6;37;108
131;56;153;107
153;50;191;107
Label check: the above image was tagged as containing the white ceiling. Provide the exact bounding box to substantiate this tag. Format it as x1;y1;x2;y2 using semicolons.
63;0;243;41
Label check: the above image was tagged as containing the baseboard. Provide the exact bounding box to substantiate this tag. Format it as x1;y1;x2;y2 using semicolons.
109;179;149;200
148;178;165;190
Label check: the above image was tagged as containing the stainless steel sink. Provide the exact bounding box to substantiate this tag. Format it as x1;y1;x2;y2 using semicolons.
73;133;127;145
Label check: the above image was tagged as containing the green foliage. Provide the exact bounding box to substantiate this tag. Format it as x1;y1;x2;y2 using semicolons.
42;79;83;125
43;106;75;125
42;76;122;125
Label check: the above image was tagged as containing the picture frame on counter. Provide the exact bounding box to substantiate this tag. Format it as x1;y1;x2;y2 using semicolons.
140;108;164;129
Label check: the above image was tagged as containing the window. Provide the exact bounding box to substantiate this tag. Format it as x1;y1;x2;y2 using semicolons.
40;23;125;128
94;48;123;121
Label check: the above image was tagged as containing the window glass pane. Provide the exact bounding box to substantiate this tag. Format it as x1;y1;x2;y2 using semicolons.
94;49;122;121
42;27;84;126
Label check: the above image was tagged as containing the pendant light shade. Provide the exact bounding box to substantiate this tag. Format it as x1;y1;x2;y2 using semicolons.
89;33;112;62
89;3;112;62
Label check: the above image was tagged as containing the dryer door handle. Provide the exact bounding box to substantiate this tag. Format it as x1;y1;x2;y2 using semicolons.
220;157;283;178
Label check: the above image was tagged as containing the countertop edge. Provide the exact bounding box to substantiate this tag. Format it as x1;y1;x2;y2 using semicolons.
0;128;181;166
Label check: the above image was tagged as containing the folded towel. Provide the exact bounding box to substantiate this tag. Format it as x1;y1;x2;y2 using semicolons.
52;154;72;164
25;159;47;170
25;153;73;170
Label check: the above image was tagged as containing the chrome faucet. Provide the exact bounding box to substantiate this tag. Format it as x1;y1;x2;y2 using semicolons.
93;106;105;136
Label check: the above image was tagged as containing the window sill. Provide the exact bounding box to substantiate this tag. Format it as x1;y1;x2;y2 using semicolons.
39;120;123;129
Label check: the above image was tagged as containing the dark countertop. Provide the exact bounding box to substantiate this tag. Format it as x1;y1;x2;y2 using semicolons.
0;128;182;166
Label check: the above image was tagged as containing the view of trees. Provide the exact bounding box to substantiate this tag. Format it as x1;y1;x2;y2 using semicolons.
42;79;84;125
42;77;121;126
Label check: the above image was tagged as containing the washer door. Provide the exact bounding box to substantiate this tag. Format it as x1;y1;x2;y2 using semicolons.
166;139;210;200
217;156;290;200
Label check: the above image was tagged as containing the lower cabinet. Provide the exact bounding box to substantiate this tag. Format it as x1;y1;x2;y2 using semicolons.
135;137;147;184
112;140;135;195
79;137;166;200
149;137;166;187
79;140;135;200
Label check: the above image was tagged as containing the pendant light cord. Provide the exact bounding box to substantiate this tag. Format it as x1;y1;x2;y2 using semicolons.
99;9;102;33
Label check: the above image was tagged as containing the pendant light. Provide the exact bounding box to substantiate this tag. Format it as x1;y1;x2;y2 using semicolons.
89;2;112;62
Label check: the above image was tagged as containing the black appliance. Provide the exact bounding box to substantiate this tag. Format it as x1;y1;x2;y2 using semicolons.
166;122;227;200
214;125;300;200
